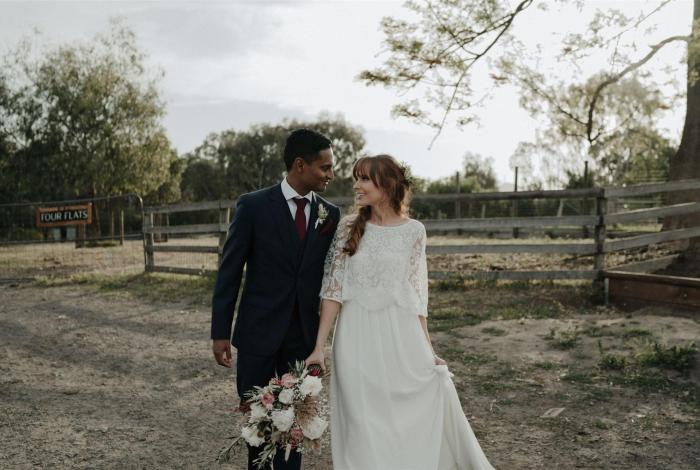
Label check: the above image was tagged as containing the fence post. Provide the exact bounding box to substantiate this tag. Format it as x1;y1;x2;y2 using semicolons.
109;208;115;240
512;166;519;239
593;189;607;295
218;203;230;268
144;212;155;272
454;172;461;219
119;210;125;246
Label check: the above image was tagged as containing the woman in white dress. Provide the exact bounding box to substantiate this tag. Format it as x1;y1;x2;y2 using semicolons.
305;155;495;470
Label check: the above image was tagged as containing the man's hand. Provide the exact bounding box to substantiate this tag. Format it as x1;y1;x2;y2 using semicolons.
213;339;233;368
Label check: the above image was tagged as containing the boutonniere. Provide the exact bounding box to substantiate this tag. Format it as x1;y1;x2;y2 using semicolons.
314;203;329;229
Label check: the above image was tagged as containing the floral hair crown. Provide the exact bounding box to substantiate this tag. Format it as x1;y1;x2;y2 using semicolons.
399;162;414;188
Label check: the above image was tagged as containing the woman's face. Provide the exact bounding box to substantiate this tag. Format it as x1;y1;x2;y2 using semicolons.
353;172;385;207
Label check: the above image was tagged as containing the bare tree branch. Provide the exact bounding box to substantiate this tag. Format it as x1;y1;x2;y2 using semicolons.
428;0;534;147
586;34;690;141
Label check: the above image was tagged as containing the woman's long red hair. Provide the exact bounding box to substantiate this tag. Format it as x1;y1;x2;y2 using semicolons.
343;155;412;256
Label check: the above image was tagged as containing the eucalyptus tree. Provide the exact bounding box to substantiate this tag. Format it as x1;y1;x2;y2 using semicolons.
1;21;178;204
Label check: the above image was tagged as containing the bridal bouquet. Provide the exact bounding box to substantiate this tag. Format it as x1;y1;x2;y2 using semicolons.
217;361;328;468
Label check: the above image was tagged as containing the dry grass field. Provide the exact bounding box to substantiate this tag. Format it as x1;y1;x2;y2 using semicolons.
1;267;698;469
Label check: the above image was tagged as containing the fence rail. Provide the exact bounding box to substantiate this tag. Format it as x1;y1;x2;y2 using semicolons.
143;204;229;273
142;178;700;281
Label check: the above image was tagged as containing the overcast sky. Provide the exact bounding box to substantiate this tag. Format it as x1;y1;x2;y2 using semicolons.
0;0;691;184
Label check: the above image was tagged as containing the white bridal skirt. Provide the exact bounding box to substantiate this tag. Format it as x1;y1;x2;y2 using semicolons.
330;300;495;470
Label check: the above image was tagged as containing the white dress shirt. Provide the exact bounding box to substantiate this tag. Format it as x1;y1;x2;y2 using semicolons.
281;177;313;227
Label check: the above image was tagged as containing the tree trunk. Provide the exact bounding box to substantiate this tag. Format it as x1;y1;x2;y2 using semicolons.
665;0;700;249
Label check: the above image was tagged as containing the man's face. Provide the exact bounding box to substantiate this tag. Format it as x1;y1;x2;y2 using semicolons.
299;148;335;193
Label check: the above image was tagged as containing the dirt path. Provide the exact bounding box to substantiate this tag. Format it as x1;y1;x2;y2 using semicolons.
1;281;698;469
0;283;252;469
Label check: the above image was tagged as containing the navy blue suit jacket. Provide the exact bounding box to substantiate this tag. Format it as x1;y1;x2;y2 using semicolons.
211;183;340;356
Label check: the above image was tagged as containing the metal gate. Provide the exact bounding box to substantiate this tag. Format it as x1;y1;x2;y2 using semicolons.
0;194;144;281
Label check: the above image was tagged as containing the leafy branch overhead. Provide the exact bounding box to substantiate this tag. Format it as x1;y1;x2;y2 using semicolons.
359;0;692;150
359;0;535;145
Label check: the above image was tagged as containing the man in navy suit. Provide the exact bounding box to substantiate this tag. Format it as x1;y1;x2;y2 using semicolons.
211;129;340;470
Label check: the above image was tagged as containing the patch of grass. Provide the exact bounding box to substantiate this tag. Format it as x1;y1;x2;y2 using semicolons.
84;239;121;248
502;280;532;291
599;354;627;371
545;327;581;350
428;306;481;331
583;386;613;402
439;344;497;366
432;278;466;291
482;327;507;337
533;361;559;370
35;272;216;304
0;258;18;267
471;361;520;394
636;341;697;373
473;279;498;289
561;369;596;384
597;339;627;370
580;325;617;338
570;350;591;361
593;419;611;430
622;329;654;339
619;368;669;389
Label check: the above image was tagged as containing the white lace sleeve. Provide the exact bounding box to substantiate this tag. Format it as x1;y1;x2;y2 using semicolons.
320;220;349;303
408;223;429;317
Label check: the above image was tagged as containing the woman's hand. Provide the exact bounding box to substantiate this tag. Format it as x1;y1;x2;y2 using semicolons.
305;348;326;373
434;355;447;366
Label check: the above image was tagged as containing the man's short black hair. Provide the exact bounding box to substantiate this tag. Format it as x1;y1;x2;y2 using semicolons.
283;129;332;170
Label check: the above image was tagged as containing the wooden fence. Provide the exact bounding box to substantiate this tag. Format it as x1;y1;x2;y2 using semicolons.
142;179;700;280
143;199;233;275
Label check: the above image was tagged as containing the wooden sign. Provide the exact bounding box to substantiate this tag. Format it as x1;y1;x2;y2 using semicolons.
36;203;93;228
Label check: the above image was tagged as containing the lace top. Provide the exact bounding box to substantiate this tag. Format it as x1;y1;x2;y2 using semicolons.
320;216;428;317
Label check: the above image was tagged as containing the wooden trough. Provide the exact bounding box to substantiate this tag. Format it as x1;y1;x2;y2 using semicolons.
605;256;700;311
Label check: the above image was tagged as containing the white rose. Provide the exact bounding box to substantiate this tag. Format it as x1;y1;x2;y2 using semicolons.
241;425;264;447
270;407;295;432
299;375;322;397
300;416;327;440
249;403;268;421
278;388;295;405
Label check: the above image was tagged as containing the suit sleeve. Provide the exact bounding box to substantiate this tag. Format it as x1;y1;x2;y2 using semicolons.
210;195;253;340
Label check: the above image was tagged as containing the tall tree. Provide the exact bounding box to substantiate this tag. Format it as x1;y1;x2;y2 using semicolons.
0;21;179;204
668;0;700;230
510;74;676;187
462;152;497;191
182;114;366;200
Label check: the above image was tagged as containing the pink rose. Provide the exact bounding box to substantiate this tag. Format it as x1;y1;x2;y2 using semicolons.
270;378;283;386
261;392;275;409
290;427;305;446
280;373;297;388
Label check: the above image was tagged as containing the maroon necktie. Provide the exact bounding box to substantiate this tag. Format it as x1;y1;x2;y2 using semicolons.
294;198;308;241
